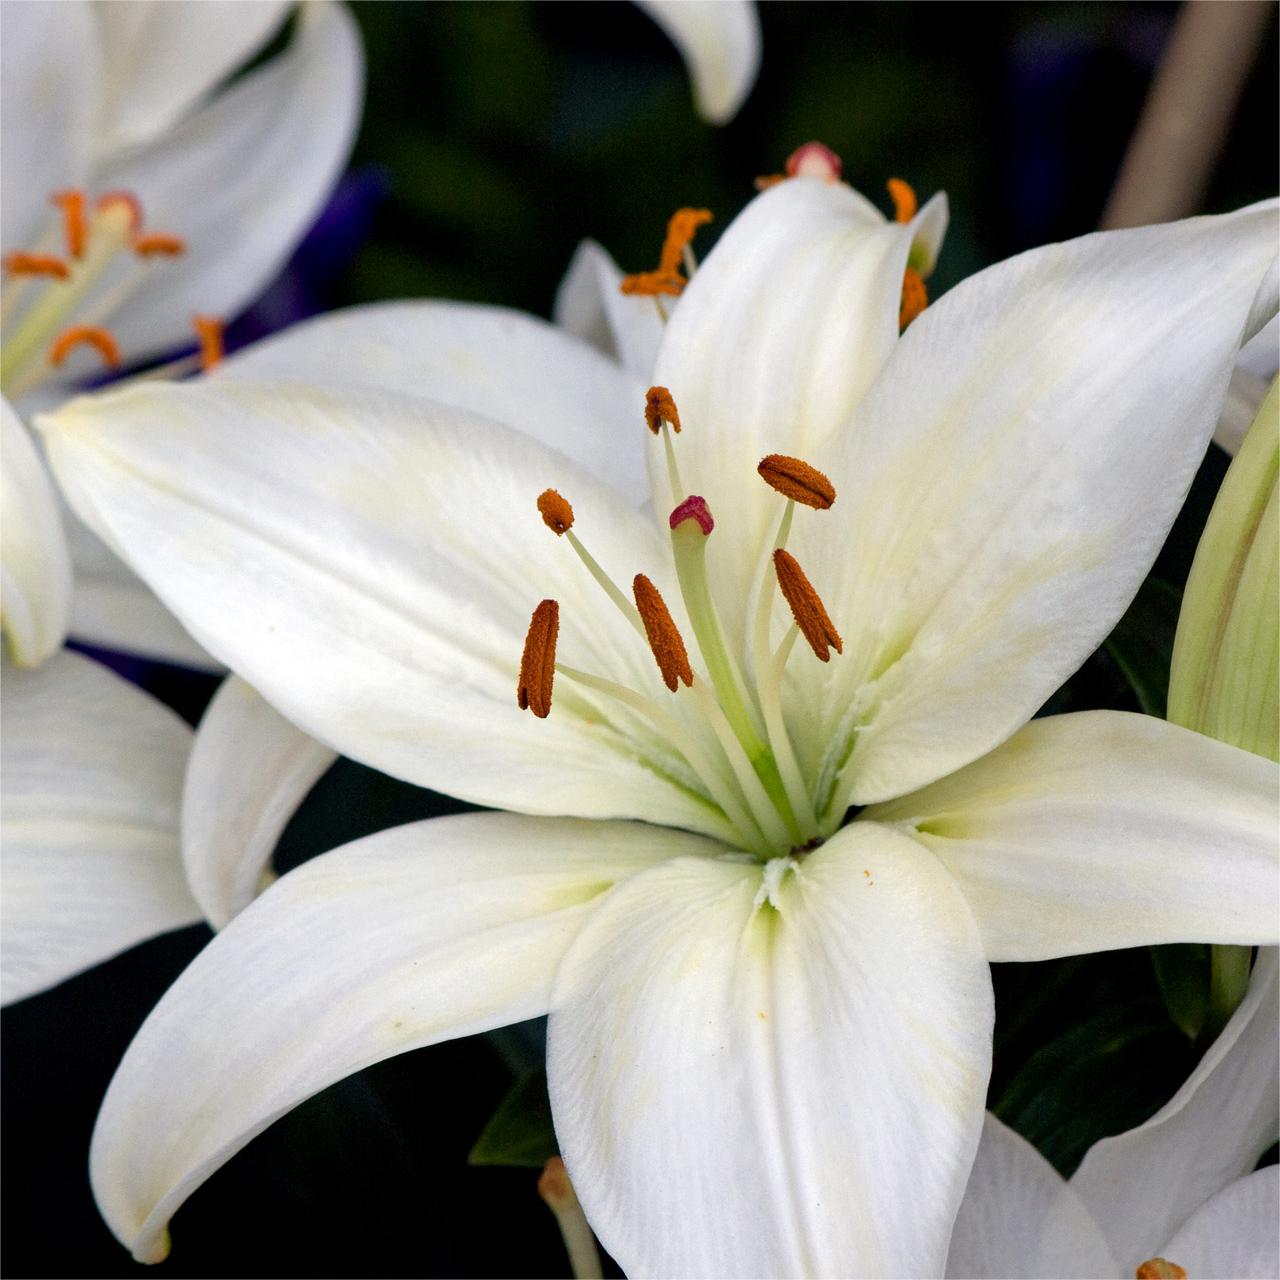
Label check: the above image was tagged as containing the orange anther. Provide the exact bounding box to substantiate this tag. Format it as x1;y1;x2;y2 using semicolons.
633;574;693;692
48;325;122;371
192;315;225;371
887;177;918;224
620;207;713;298
3;251;70;281
537;1157;575;1210
95;190;144;231
644;386;682;435
619;270;685;298
754;173;786;192
1136;1261;1187;1280
517;599;559;718
785;142;842;182
133;232;186;257
537;489;575;535
773;549;842;661
52;189;87;257
758;454;836;510
899;267;928;331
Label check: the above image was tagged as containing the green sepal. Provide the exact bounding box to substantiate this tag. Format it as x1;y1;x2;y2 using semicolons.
467;1067;558;1169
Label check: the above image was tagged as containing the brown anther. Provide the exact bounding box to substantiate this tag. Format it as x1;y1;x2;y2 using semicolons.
757;454;836;510
785;142;842;182
3;251;70;280
620;207;713;298
537;1157;575;1211
773;549;843;661
133;232;186;257
95;190;144;231
1135;1261;1187;1280
644;386;682;434
52;190;87;257
192;315;225;371
899;267;928;331
517;599;559;718
633;574;693;692
537;488;575;535
887;177;918;223
48;325;121;370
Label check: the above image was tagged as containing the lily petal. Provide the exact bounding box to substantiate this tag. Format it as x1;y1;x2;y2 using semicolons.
945;1114;1117;1279
1156;1166;1280;1280
182;674;336;929
1;398;72;666
635;0;761;124
96;0;362;362
809;202;1279;805
92;0;291;153
1;649;199;1004
89;812;709;1263
1069;950;1278;1268
866;711;1280;960
216;300;650;497
40;380;727;839
548;822;992;1277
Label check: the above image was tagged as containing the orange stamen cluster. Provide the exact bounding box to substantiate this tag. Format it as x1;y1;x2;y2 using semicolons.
1135;1261;1187;1280
899;267;928;331
49;325;121;371
537;489;575;535
887;177;918;223
645;385;682;434
52;190;87;257
757;454;836;509
620;207;713;298
633;574;693;691
773;549;842;661
133;232;187;258
517;600;559;718
192;314;225;371
4;252;70;280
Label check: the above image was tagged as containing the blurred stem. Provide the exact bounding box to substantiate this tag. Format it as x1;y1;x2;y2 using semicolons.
1101;0;1272;229
538;1157;603;1280
1205;944;1253;1040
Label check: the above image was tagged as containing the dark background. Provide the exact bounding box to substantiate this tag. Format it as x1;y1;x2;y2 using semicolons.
4;3;1277;1276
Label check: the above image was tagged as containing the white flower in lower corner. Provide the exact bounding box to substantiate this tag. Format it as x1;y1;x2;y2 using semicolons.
37;178;1280;1274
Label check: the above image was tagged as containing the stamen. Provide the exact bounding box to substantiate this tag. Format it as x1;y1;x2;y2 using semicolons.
645;386;682;434
753;173;786;192
620;207;713;298
887;177;918;223
95;191;144;231
899;267;928;331
517;599;559;718
537;488;575;535
1135;1261;1187;1280
52;190;87;257
773;549;843;661
193;315;225;371
757;454;836;509
133;232;186;258
3;252;70;281
633;574;693;691
669;494;714;536
48;325;121;370
785;141;842;183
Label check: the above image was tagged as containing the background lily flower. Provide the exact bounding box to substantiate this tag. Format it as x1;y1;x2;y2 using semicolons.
37;179;1280;1273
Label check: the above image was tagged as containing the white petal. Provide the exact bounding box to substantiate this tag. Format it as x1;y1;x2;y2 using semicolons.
653;177;945;642
40;380;728;840
1069;951;1279;1269
217;300;650;498
945;1114;1117;1280
2;398;72;666
866;712;1280;960
809;201;1280;806
1156;1167;1280;1280
0;0;96;251
94;0;362;361
90;812;707;1263
636;0;761;124
553;238;665;378
1;649;199;1004
548;822;993;1277
91;0;291;154
183;674;336;929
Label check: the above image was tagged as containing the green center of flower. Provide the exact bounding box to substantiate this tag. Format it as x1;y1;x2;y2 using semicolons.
517;386;845;861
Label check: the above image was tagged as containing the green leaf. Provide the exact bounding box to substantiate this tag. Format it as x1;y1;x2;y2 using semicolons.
1104;576;1183;716
468;1067;558;1169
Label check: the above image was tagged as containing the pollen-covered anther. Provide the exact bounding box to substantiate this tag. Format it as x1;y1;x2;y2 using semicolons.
887;177;918;223
133;232;187;257
192;315;225;371
52;189;87;257
786;142;842;183
620;207;713;297
645;386;682;434
757;454;836;509
537;488;575;535
3;251;70;280
633;574;693;691
773;548;843;661
48;325;121;371
1135;1260;1187;1280
517;599;559;718
899;267;928;331
669;494;714;536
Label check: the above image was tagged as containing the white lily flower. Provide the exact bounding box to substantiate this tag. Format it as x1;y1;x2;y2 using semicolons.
1213;317;1278;455
946;951;1279;1280
0;648;201;1005
1;0;362;666
38;179;1280;1272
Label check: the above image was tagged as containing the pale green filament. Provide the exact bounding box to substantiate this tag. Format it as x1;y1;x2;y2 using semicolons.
564;530;644;637
661;426;684;507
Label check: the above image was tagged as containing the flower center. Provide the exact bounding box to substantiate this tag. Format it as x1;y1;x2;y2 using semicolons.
516;387;845;861
1;188;222;399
